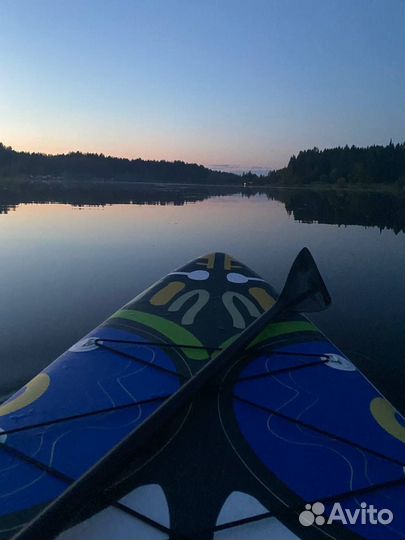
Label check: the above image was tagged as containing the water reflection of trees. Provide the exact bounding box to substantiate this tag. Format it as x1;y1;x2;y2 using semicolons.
262;188;404;234
0;184;403;233
0;183;240;214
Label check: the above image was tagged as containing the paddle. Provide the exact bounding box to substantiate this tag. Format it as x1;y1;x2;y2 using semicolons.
14;247;331;540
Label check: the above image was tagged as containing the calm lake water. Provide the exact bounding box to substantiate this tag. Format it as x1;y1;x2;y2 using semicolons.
0;186;404;412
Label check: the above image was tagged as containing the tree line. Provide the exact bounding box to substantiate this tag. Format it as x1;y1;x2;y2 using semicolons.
1;141;404;187
0;143;240;185
266;142;404;186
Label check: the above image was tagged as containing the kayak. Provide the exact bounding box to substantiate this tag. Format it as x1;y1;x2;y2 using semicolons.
0;252;403;540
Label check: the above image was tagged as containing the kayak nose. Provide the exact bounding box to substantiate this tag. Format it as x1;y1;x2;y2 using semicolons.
177;252;268;282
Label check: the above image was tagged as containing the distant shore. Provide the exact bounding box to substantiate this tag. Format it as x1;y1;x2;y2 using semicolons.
245;182;404;193
1;141;403;193
0;175;403;195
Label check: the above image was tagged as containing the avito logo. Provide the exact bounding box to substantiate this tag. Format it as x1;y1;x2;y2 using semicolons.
299;502;393;527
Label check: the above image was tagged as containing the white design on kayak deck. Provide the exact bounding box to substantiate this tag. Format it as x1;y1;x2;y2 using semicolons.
69;338;99;352
226;273;265;284
324;354;356;371
58;484;169;540
168;269;209;281
168;289;210;325
120;484;170;527
214;491;298;539
222;292;260;329
216;491;268;525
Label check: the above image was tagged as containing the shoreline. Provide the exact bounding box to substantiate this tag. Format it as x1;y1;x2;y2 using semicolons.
0;176;403;195
246;183;404;194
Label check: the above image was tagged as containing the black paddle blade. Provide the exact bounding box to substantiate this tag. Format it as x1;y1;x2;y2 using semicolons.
277;247;331;313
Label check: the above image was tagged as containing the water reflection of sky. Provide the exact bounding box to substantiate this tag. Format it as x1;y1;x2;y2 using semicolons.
1;195;404;411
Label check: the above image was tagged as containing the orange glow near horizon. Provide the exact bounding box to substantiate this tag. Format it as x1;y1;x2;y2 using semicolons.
1;135;282;172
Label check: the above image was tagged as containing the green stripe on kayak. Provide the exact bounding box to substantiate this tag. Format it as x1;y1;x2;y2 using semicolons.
110;309;209;360
249;320;318;348
219;320;318;352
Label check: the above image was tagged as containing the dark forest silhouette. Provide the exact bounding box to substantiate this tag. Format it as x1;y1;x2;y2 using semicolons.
0;141;404;187
266;142;404;186
0;143;239;185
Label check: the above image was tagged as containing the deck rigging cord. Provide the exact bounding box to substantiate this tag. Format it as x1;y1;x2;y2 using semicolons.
233;394;405;466
0;350;328;437
0;342;331;438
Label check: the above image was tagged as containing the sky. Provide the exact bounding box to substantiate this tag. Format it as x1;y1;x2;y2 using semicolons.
0;0;404;172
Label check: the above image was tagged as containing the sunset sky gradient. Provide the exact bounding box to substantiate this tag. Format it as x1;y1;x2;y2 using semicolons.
1;0;404;171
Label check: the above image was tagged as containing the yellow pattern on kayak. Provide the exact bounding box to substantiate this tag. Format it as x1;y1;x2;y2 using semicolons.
249;287;276;311
150;281;185;306
370;397;405;443
0;373;50;417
